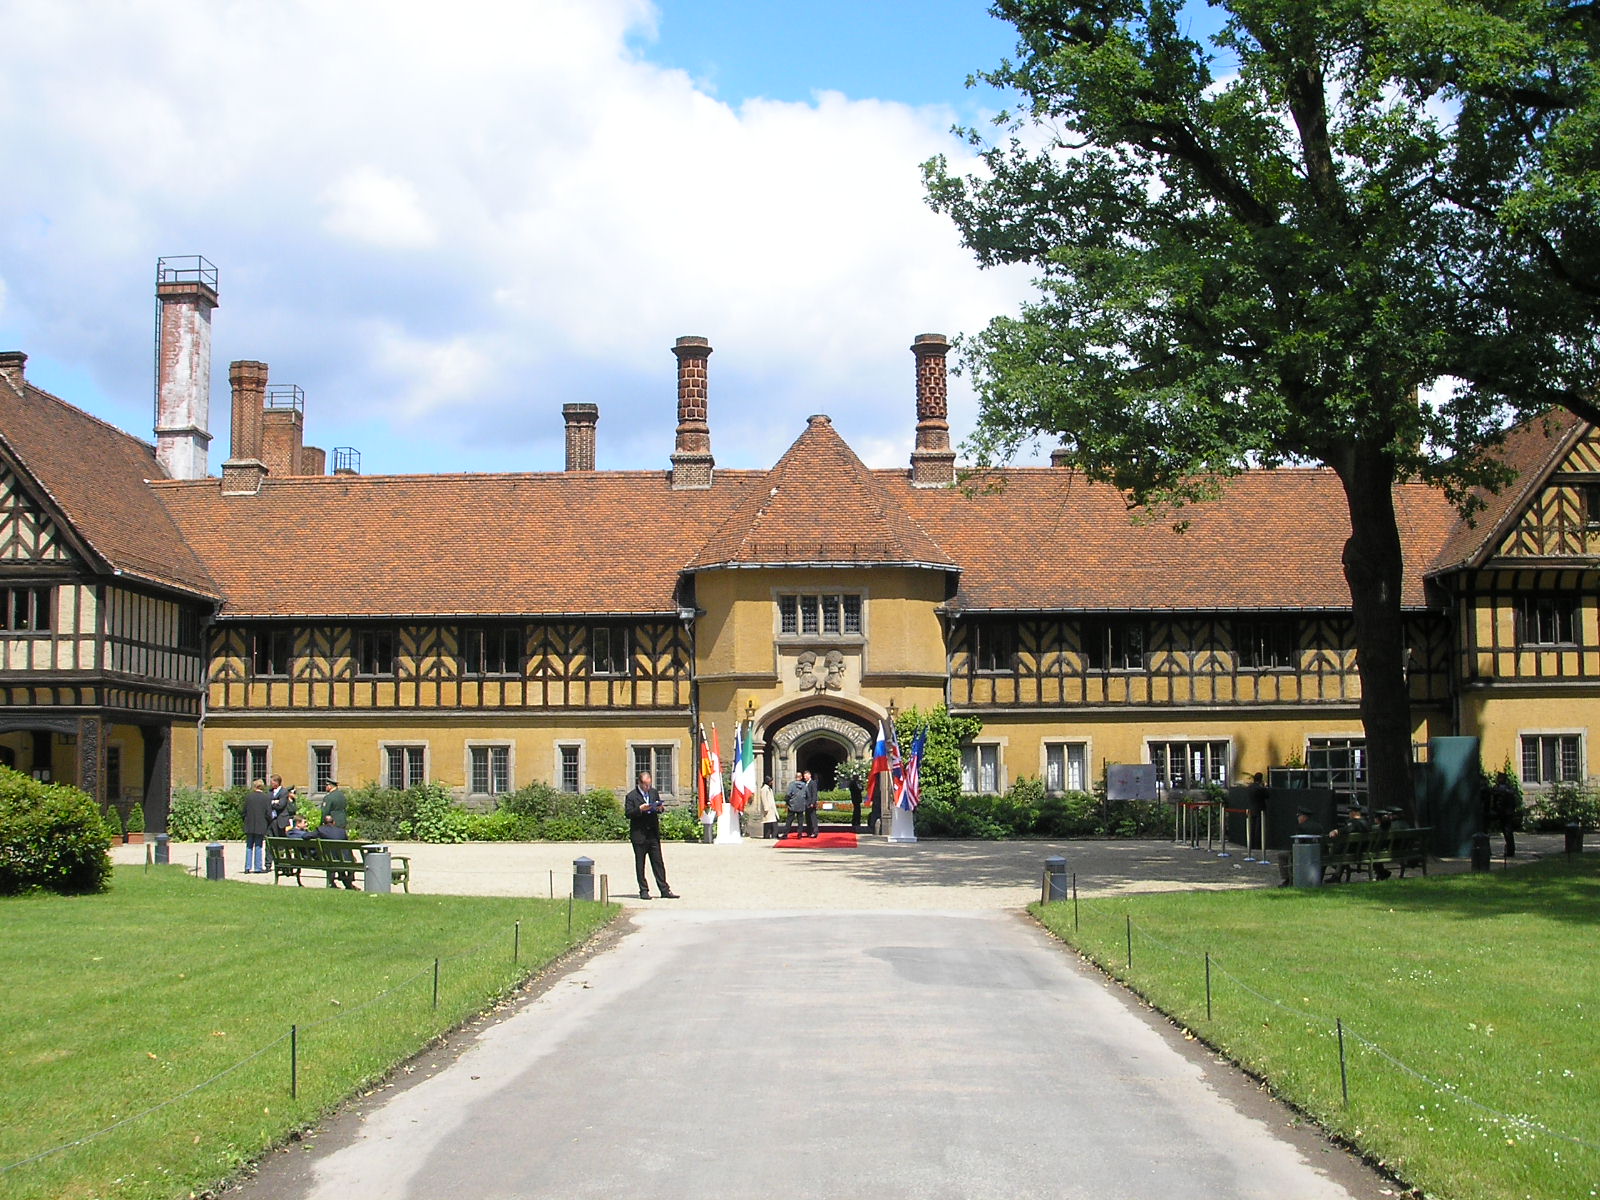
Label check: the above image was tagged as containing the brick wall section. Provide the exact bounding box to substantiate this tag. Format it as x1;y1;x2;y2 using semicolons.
300;446;327;476
563;403;599;471
910;333;955;487
671;336;714;488
262;407;304;478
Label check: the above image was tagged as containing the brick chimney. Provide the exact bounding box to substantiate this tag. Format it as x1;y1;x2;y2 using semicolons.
221;360;269;495
563;403;599;471
909;333;955;487
262;385;306;478
153;257;219;480
670;336;714;489
1050;443;1072;467
300;446;327;475
0;351;26;391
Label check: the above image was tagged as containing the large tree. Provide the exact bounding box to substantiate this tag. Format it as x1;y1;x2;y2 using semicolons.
926;0;1598;813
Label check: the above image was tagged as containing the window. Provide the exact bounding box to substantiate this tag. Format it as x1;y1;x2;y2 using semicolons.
961;744;1002;794
1083;618;1146;671
1234;618;1298;671
177;608;203;653
356;628;397;676
1517;594;1580;646
462;625;522;676
1;586;52;632
778;593;863;637
470;745;511;796
632;745;675;794
1149;740;1229;790
1585;485;1600;528
590;625;631;676
1044;742;1088;793
311;745;334;793
1305;737;1367;801
106;745;123;800
251;625;291;676
229;745;269;790
384;745;426;789
1521;734;1581;785
559;745;580;793
971;619;1017;674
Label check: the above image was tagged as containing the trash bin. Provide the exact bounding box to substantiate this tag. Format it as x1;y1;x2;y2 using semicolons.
1043;855;1068;903
154;833;170;865
1471;832;1491;872
1291;834;1323;887
363;845;392;893
1566;823;1584;856
572;855;595;901
205;842;225;881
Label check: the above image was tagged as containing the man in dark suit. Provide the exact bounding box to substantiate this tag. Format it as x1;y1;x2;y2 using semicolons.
242;779;273;874
805;770;821;838
781;777;809;839
625;771;678;900
316;813;358;889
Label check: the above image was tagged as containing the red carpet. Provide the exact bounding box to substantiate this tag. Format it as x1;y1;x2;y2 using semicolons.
775;831;858;849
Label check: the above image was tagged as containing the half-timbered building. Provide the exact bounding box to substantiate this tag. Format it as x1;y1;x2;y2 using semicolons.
2;267;1597;832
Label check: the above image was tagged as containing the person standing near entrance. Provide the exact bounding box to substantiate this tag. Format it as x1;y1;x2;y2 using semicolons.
805;770;821;838
625;771;679;900
781;776;809;839
756;776;777;839
242;778;272;874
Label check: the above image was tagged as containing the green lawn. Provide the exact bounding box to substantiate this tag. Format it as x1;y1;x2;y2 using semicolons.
1035;856;1600;1200
0;865;617;1200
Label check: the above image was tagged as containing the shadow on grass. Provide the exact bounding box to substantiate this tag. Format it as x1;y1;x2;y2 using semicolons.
1328;852;1600;924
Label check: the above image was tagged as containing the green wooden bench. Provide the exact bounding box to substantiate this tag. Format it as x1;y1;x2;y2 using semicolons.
265;837;411;892
1320;827;1431;882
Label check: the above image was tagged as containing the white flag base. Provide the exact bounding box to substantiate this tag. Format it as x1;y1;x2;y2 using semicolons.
887;806;917;843
714;805;743;843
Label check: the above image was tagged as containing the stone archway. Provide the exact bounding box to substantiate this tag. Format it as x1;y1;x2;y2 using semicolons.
768;709;874;789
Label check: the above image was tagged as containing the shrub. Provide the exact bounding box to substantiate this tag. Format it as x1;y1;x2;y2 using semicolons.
1526;781;1600;831
399;782;469;843
659;804;702;843
0;766;113;895
462;810;537;841
168;785;223;841
345;782;416;840
497;782;560;822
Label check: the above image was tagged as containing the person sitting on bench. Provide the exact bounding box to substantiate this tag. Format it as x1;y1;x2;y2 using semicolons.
315;813;358;889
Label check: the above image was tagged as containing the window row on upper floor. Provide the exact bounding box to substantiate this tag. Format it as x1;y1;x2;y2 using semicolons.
237;622;639;680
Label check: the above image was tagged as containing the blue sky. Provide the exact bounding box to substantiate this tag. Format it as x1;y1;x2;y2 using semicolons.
0;1;1189;477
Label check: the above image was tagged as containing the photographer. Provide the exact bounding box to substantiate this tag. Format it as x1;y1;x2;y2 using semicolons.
625;771;679;900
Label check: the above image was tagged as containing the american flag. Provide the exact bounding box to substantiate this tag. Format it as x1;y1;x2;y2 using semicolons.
896;728;926;810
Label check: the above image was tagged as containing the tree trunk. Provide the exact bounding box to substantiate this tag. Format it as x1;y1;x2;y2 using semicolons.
1335;447;1417;818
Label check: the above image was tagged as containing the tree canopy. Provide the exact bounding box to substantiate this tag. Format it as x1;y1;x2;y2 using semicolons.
924;0;1599;811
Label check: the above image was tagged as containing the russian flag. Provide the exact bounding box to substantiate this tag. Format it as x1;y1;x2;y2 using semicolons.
872;721;890;778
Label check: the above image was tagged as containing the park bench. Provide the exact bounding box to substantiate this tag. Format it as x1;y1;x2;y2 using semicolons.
1320;827;1431;882
265;838;411;892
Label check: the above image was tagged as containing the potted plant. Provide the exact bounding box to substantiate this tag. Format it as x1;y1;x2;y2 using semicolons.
123;802;145;845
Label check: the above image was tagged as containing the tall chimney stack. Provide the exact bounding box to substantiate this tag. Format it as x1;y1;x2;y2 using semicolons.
221;360;269;495
563;403;599;471
670;336;714;489
262;385;306;478
154;256;219;480
909;333;956;487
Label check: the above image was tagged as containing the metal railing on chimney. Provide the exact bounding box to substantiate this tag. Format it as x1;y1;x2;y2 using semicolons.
155;255;218;289
265;384;305;413
332;447;361;475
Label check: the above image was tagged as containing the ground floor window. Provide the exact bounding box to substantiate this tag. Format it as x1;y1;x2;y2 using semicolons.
961;744;1002;794
384;745;426;790
632;745;675;794
557;744;581;793
311;745;335;794
470;745;511;796
1044;742;1088;793
1521;733;1582;785
229;745;268;790
1305;737;1367;802
1149;740;1228;790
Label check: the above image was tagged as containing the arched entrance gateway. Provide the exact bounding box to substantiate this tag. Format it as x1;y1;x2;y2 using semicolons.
763;706;876;791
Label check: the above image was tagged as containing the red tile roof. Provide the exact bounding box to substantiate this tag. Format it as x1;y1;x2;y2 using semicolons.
890;467;1459;611
686;415;954;570
0;375;219;598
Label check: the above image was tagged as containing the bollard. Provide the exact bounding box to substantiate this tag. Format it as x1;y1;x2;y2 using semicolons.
154;833;170;865
1291;834;1322;887
1471;832;1491;872
205;842;226;881
1566;822;1584;857
363;845;393;893
1043;855;1068;903
572;855;595;901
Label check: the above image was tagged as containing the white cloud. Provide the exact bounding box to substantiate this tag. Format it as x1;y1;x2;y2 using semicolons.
0;0;1033;473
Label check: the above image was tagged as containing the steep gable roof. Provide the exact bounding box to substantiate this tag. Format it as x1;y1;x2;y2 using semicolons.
152;470;760;618
890;468;1458;611
1428;410;1589;574
686;415;954;571
0;372;219;598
